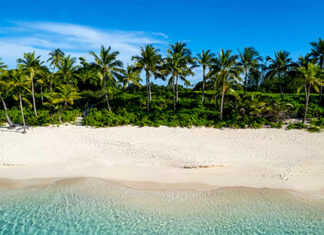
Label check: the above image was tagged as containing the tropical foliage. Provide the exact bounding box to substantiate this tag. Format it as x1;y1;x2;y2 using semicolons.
0;38;324;133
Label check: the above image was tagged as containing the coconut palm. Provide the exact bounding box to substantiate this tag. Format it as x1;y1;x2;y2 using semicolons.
169;42;195;102
209;49;241;120
196;50;215;103
164;42;195;110
309;38;324;105
296;63;324;123
176;69;194;101
7;70;31;133
17;52;44;116
237;47;262;95
0;58;7;70
0;63;16;128
132;45;163;111
47;49;65;90
90;46;124;111
50;84;81;123
264;51;294;101
122;65;142;89
297;55;311;68
56;55;80;85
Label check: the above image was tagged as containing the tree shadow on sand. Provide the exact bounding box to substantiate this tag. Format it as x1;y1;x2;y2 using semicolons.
0;125;28;134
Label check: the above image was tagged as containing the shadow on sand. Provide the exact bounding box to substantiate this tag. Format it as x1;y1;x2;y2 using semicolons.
0;125;28;134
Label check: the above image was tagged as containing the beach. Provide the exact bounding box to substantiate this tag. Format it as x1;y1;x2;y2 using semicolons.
0;125;323;193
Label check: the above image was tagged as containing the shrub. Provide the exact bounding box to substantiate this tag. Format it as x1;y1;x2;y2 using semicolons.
271;121;283;129
287;123;306;130
307;126;321;133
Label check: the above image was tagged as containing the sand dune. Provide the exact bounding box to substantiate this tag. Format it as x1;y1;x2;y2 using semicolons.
0;125;323;193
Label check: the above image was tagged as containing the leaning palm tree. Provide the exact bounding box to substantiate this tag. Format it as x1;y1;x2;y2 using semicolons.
237;47;262;95
309;38;324;105
50;84;81;123
196;50;215;103
17;52;44;116
264;51;294;101
0;64;15;128
90;46;124;111
132;45;163;111
47;49;65;90
7;70;31;134
209;49;241;120
296;63;324;123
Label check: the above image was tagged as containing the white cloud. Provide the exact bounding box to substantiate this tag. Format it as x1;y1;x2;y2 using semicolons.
0;21;169;68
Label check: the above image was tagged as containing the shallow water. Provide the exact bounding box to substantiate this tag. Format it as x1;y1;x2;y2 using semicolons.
0;178;323;234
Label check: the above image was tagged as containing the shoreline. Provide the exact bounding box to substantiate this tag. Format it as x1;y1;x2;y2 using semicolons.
0;125;323;194
1;177;323;199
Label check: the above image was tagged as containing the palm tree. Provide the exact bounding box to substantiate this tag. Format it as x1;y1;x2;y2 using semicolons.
237;47;262;95
132;45;163;111
296;63;324;123
264;51;293;101
176;69;194;102
0;62;15;128
164;42;195;110
309;38;324;105
122;65;142;88
196;50;215;103
50;84;81;123
169;42;195;103
90;46;124;111
0;58;7;70
17;52;44;116
56;55;80;85
209;49;241;120
7;70;31;134
47;49;65;90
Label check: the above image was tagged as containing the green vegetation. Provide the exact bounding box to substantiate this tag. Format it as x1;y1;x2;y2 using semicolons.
0;38;323;133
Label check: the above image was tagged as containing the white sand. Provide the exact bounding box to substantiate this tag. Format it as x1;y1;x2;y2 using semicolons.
0;125;323;193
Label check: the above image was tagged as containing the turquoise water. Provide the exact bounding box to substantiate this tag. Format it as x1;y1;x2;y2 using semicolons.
0;178;323;234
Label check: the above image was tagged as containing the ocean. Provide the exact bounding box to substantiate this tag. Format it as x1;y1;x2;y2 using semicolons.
0;178;323;234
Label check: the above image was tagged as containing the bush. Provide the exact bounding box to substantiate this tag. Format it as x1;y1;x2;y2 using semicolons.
307;126;321;133
310;118;324;128
0;107;80;126
287;123;306;130
271;121;283;129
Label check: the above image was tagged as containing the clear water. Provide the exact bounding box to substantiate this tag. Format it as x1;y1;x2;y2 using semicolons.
0;178;323;234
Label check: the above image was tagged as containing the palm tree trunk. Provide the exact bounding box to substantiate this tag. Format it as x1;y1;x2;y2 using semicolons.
220;77;226;120
176;75;179;103
172;75;176;111
146;71;150;111
58;102;68;124
103;73;111;111
303;84;311;123
148;81;152;101
19;93;27;134
278;73;284;101
0;95;15;128
201;65;206;103
31;76;38;116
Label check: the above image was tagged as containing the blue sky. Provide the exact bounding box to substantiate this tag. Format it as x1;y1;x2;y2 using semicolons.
1;0;323;83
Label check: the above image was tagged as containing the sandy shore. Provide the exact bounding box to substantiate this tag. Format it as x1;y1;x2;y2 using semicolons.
0;125;323;193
